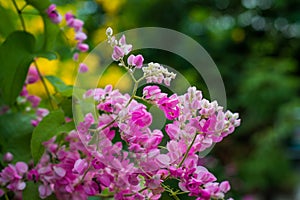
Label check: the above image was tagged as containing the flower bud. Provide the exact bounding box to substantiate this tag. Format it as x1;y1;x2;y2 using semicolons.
106;27;113;36
79;63;89;73
3;152;13;162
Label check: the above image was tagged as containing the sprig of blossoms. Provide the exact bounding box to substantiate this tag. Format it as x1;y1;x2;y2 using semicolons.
0;27;240;200
46;4;89;73
142;62;176;86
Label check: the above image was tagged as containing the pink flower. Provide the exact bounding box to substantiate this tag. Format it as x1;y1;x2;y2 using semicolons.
3;152;13;162
219;181;230;193
156;154;170;167
112;46;125;61
165;123;180;140
97;102;113;112
39;184;52;199
97;174;113;187
72;159;88;175
27;95;41;108
143;85;166;101
77;43;89;52
46;4;62;24
27;169;39;182
158;95;180;120
26;66;39;84
53;166;66;178
15;162;28;175
20;86;28;97
73;52;79;61
65;12;74;26
0;162;27;192
146;174;162;190
36;108;49;118
128;173;139;186
119;35;132;55
131;106;152;127
75;32;87;41
91;158;105;169
71;19;84;32
79;63;89;73
127;54;144;68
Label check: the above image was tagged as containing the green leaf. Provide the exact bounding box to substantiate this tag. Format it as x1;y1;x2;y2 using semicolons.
0;31;35;105
0;5;17;39
45;75;73;97
88;197;100;200
59;97;73;117
25;0;51;11
23;182;40;200
34;51;57;60
31;110;74;164
0;112;34;164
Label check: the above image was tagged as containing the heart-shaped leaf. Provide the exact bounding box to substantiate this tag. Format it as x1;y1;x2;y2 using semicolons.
0;31;35;105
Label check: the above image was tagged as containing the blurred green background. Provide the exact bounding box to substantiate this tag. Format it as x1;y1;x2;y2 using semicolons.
1;0;300;199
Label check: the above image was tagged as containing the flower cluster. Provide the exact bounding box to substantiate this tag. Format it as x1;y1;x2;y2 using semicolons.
0;160;28;199
46;4;89;73
142;62;176;86
20;66;50;126
0;24;241;200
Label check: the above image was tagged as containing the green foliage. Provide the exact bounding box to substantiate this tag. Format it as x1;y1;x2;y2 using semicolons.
22;182;39;200
45;75;73;97
30;110;74;164
0;112;34;164
0;31;35;105
0;5;17;40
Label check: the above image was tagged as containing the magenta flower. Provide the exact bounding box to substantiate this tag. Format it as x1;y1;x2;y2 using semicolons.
131;106;152;127
118;35;132;55
71;19;84;32
72;159;88;175
219;181;231;193
75;32;87;41
79;63;89;73
112;45;125;61
65;12;74;26
127;54;144;68
72;52;79;61
3;152;13;162
158;95;180;120
77;43;89;52
39;184;52;199
15;162;28;175
26;95;41;108
46;4;62;24
165;123;180;140
26;66;39;84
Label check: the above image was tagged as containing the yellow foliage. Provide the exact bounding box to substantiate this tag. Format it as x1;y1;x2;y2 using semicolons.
98;65;132;92
96;0;125;14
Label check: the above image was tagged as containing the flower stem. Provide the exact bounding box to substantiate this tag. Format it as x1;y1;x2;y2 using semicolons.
177;132;199;168
34;60;55;110
11;0;26;31
124;187;148;197
19;3;28;12
4;193;9;200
